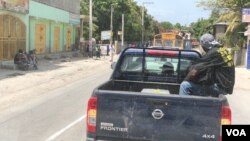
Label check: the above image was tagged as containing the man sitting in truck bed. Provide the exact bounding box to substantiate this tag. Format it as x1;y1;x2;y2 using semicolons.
179;33;235;97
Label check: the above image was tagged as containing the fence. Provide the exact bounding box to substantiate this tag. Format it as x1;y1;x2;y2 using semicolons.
234;48;247;66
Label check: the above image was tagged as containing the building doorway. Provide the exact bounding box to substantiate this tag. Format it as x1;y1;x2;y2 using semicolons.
53;26;60;53
0;14;26;60
35;24;46;54
66;28;72;51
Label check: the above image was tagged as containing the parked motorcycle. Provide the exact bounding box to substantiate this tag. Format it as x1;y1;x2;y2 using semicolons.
14;49;38;71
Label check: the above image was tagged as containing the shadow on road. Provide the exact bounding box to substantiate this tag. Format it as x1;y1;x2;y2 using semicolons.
0;56;97;81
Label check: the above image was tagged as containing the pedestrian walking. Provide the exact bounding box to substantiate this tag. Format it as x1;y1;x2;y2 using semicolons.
86;44;90;57
95;43;101;59
109;43;115;62
106;44;110;56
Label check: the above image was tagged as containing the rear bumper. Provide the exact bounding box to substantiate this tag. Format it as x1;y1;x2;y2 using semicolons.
86;138;109;141
86;137;150;141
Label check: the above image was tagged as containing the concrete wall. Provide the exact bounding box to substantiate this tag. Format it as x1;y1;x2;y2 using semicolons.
32;0;80;15
29;1;78;54
0;0;79;68
29;18;75;54
29;1;69;23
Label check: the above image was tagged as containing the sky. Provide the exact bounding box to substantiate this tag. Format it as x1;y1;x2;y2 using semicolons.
135;0;211;25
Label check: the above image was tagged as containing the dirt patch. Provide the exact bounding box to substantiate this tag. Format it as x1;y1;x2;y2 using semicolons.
0;55;115;112
7;73;25;77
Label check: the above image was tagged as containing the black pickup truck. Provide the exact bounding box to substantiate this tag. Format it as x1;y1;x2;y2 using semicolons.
86;48;232;141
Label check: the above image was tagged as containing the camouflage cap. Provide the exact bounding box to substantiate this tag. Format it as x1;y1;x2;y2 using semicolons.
200;33;215;50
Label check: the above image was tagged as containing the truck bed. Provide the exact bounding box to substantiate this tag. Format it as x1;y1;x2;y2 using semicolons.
98;80;180;94
89;80;226;141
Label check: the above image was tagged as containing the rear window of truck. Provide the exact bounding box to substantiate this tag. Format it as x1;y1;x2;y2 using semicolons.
117;48;201;83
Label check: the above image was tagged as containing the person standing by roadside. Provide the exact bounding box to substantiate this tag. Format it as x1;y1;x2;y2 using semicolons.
106;44;110;56
247;40;250;69
109;43;115;62
95;42;101;59
86;43;90;58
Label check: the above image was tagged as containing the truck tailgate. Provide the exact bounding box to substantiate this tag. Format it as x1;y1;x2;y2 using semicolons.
95;91;222;141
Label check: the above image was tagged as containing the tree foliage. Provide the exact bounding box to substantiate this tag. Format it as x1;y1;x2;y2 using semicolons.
197;0;250;48
190;18;212;39
80;0;161;43
174;23;182;30
160;22;174;31
80;0;250;48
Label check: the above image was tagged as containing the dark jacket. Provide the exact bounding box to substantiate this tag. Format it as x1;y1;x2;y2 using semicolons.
185;47;235;94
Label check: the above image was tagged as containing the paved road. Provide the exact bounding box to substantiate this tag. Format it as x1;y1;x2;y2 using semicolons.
0;67;249;141
227;89;250;124
0;67;112;141
227;67;250;124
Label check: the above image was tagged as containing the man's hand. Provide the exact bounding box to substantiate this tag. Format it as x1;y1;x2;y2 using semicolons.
185;69;198;81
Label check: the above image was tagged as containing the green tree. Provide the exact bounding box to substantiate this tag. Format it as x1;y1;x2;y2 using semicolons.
174;23;182;30
190;18;212;39
80;0;89;40
160;22;174;31
80;0;159;43
198;0;250;48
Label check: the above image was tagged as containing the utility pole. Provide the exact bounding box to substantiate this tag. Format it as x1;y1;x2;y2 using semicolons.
110;5;113;44
122;14;124;48
141;6;144;46
80;15;84;52
141;2;153;47
89;0;93;53
247;24;250;69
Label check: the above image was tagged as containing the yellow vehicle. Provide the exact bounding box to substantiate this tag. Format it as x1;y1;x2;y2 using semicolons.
153;31;184;49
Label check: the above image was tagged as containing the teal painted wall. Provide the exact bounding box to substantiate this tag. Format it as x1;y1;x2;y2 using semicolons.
30;18;76;53
28;1;79;54
29;1;69;23
29;18;35;51
1;1;79;56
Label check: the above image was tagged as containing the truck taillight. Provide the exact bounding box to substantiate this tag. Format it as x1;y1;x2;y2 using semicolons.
87;97;97;133
220;106;232;141
220;106;231;141
221;106;232;125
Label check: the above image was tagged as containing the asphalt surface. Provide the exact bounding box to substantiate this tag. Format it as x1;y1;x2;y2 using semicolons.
0;66;112;141
227;89;250;124
0;61;249;141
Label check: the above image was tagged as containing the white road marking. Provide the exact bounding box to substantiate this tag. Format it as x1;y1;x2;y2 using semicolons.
45;115;86;141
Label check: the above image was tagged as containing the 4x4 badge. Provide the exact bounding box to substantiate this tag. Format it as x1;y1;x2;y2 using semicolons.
152;109;164;120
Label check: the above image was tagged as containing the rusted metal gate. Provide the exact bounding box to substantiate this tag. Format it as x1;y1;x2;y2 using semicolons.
66;28;72;51
35;24;46;54
0;14;26;60
53;26;60;53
